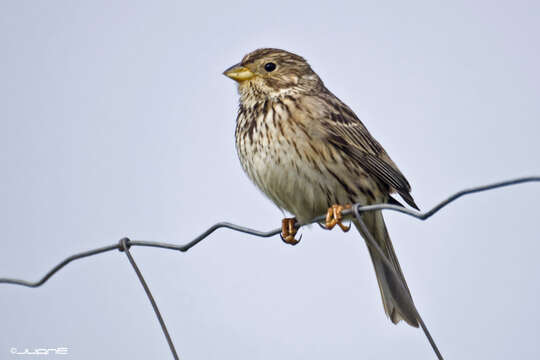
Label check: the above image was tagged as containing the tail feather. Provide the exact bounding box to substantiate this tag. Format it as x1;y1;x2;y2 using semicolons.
354;210;419;327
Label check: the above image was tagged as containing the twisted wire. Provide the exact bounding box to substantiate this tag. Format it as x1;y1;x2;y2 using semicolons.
1;176;539;359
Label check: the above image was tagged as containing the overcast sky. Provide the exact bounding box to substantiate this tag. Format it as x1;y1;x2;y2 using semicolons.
1;1;539;359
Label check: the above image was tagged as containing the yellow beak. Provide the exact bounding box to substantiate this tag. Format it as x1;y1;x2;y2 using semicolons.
223;63;255;82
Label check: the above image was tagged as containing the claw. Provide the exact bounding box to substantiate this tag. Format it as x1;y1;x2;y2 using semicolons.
337;220;351;232
324;204;352;232
281;218;301;245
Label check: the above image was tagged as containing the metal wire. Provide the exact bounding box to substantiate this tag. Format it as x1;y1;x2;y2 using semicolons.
0;244;119;287
119;238;179;360
1;176;539;360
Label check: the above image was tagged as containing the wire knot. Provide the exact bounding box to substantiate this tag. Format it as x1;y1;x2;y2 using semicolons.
118;237;131;252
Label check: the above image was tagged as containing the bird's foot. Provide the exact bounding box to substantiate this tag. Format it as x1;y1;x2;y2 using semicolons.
325;204;352;232
281;218;301;245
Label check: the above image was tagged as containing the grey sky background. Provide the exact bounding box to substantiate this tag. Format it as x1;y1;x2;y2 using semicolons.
1;1;539;359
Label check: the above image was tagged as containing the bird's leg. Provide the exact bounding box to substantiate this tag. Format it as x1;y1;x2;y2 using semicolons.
281;218;301;245
325;204;352;232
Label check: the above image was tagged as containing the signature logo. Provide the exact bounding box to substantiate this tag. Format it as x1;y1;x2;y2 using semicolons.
10;348;69;356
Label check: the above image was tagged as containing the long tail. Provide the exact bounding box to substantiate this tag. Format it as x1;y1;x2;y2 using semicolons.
354;210;419;327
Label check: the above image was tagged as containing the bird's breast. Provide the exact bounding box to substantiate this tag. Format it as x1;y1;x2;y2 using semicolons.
234;98;372;222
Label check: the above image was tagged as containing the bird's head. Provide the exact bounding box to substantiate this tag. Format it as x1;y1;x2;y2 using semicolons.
224;48;323;102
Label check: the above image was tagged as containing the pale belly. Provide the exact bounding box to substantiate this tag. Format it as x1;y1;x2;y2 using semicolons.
237;129;375;223
234;96;384;222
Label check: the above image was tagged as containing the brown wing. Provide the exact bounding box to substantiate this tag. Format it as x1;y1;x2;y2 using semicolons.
320;96;419;210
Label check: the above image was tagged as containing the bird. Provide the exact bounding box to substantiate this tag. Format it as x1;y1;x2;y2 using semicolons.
224;48;420;327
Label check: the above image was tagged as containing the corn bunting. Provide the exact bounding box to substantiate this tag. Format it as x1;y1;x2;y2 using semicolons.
224;48;419;327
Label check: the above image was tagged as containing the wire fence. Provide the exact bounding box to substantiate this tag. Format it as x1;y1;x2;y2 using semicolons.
1;176;539;360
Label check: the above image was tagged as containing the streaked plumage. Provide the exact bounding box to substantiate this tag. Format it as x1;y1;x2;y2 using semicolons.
224;48;420;327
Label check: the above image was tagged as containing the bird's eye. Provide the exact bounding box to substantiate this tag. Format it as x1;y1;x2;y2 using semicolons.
264;62;276;72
